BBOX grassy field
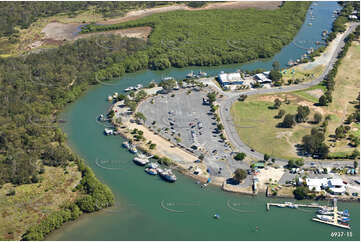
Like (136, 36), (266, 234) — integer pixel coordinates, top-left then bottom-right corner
(230, 42), (360, 160)
(230, 94), (320, 160)
(0, 163), (81, 240)
(325, 41), (360, 154)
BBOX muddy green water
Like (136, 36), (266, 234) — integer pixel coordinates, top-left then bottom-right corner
(49, 2), (359, 241)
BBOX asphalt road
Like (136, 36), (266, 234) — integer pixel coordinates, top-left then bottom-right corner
(216, 23), (359, 167)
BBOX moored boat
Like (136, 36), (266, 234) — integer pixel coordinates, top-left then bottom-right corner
(159, 169), (177, 182)
(133, 156), (149, 166)
(147, 162), (159, 169)
(122, 141), (130, 149)
(129, 145), (138, 154)
(145, 167), (158, 175)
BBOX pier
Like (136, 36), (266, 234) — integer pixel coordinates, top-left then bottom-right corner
(266, 202), (328, 211)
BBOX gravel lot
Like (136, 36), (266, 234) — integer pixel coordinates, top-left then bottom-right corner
(138, 87), (249, 177)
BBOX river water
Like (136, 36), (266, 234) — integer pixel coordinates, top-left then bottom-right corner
(49, 2), (359, 241)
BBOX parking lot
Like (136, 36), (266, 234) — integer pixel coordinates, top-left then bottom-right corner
(137, 87), (249, 178)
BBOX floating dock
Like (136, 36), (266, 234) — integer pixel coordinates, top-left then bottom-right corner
(266, 202), (328, 211)
(312, 218), (351, 230)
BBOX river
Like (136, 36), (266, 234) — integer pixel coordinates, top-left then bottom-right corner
(48, 2), (359, 241)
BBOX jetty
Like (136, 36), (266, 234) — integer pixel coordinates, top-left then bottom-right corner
(266, 202), (327, 211)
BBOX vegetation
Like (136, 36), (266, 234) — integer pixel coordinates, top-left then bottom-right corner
(319, 27), (359, 106)
(22, 158), (113, 240)
(234, 152), (246, 161)
(280, 114), (296, 128)
(293, 186), (311, 200)
(233, 168), (247, 183)
(82, 2), (310, 72)
(302, 128), (329, 159)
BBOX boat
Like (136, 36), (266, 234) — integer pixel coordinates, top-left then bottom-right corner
(136, 84), (143, 89)
(197, 70), (207, 77)
(162, 77), (174, 81)
(104, 128), (113, 135)
(133, 156), (149, 166)
(129, 145), (138, 154)
(285, 202), (298, 208)
(107, 95), (113, 101)
(159, 169), (177, 182)
(145, 167), (158, 175)
(186, 71), (195, 79)
(122, 141), (131, 149)
(147, 162), (159, 169)
(316, 215), (350, 223)
(124, 87), (134, 92)
(317, 208), (349, 216)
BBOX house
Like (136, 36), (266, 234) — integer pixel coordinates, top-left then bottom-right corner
(328, 179), (346, 195)
(254, 71), (272, 84)
(305, 178), (328, 192)
(217, 72), (243, 86)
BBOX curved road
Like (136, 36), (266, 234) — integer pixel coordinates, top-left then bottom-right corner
(215, 23), (358, 166)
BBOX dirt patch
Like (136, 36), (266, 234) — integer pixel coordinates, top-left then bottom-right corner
(305, 89), (324, 99)
(41, 22), (80, 41)
(256, 94), (297, 103)
(75, 26), (152, 41)
(298, 100), (326, 115)
(256, 167), (285, 191)
(99, 1), (281, 25)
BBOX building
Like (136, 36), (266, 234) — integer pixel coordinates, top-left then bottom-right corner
(305, 178), (328, 192)
(217, 72), (243, 86)
(305, 178), (346, 194)
(255, 71), (272, 84)
(328, 179), (346, 195)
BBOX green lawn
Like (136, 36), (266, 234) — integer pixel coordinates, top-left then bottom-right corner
(231, 98), (310, 160)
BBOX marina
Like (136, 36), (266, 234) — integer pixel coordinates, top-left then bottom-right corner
(53, 2), (359, 240)
(267, 199), (352, 230)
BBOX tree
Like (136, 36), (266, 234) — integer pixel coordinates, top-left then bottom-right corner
(272, 61), (280, 71)
(233, 168), (247, 183)
(273, 98), (282, 109)
(135, 112), (146, 122)
(207, 92), (217, 104)
(335, 125), (347, 139)
(264, 153), (270, 161)
(313, 112), (322, 124)
(293, 186), (309, 200)
(354, 160), (358, 169)
(295, 105), (310, 123)
(350, 149), (360, 159)
(319, 95), (328, 106)
(234, 152), (246, 161)
(275, 109), (285, 119)
(280, 114), (295, 128)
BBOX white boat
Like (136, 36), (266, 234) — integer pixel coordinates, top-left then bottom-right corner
(133, 157), (149, 166)
(129, 145), (138, 154)
(124, 87), (134, 92)
(316, 215), (350, 223)
(145, 167), (158, 175)
(318, 209), (349, 216)
(162, 77), (174, 81)
(104, 128), (114, 135)
(197, 70), (207, 77)
(147, 162), (159, 169)
(186, 71), (195, 78)
(136, 84), (143, 89)
(159, 169), (177, 182)
(122, 141), (130, 149)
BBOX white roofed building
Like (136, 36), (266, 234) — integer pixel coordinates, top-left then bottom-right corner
(217, 72), (243, 86)
(306, 178), (328, 192)
(328, 179), (346, 195)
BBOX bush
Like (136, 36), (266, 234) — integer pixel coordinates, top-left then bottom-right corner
(234, 152), (246, 161)
(293, 186), (310, 200)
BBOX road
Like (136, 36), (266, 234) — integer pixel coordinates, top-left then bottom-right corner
(204, 23), (359, 168)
